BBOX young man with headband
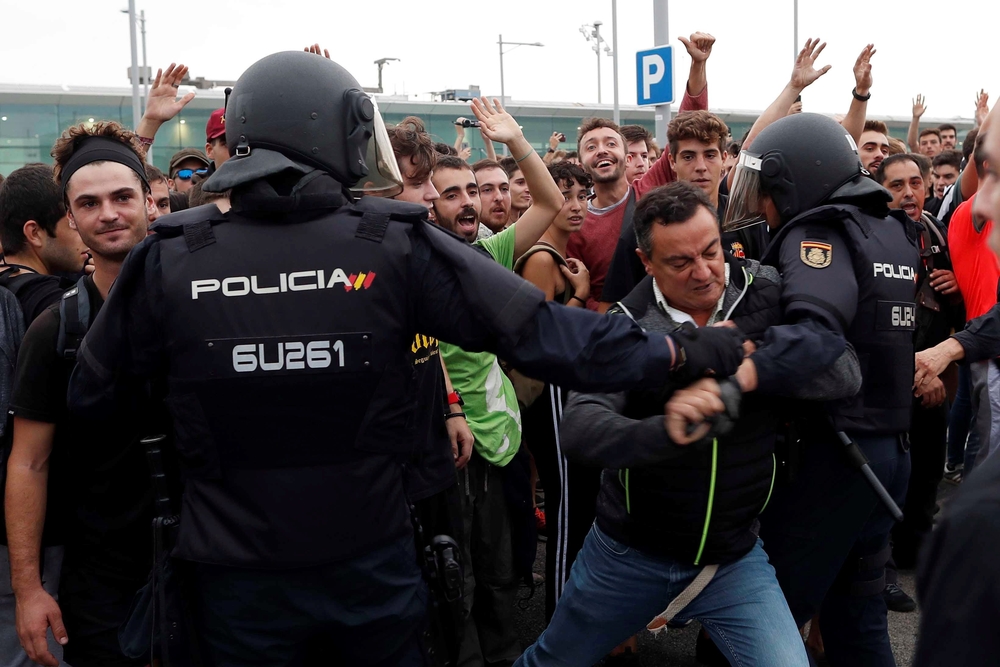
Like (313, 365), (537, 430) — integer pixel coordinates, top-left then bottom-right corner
(6, 121), (154, 667)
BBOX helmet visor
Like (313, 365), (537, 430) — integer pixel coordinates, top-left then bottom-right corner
(350, 96), (403, 198)
(722, 152), (766, 232)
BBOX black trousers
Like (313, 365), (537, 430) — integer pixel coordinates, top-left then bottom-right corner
(523, 385), (602, 622)
(760, 433), (910, 667)
(192, 534), (427, 667)
(892, 399), (948, 568)
(59, 561), (147, 667)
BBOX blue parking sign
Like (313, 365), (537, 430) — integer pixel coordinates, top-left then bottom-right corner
(636, 45), (674, 106)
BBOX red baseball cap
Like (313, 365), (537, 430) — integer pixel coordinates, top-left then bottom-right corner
(206, 108), (226, 142)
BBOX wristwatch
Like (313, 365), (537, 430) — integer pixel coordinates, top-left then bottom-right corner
(446, 390), (464, 407)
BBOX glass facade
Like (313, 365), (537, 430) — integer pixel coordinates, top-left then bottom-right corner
(0, 87), (970, 178)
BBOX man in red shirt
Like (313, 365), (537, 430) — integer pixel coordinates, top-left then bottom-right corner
(567, 32), (715, 312)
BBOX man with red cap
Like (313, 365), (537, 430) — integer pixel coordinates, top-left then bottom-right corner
(205, 108), (229, 172)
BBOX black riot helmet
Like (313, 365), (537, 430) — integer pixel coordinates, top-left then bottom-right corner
(221, 51), (402, 196)
(724, 113), (866, 231)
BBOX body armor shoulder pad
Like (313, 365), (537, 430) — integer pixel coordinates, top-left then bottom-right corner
(150, 204), (229, 252)
(345, 196), (429, 243)
(347, 196), (429, 224)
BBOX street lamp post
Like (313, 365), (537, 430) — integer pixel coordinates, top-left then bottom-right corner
(126, 1), (141, 131)
(580, 21), (613, 104)
(497, 34), (544, 105)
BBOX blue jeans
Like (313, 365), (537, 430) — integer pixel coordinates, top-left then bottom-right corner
(515, 525), (807, 667)
(947, 363), (978, 469)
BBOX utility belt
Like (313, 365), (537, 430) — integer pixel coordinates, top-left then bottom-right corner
(119, 435), (204, 667)
(408, 496), (464, 667)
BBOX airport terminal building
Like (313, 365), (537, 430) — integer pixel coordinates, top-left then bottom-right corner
(0, 83), (974, 177)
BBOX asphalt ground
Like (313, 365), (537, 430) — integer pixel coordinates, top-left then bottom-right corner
(512, 480), (961, 666)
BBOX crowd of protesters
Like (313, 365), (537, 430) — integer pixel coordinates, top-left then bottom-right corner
(0, 30), (997, 667)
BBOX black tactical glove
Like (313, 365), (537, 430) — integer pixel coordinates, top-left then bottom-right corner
(669, 323), (745, 384)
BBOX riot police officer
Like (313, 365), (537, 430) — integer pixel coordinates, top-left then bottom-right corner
(66, 51), (744, 667)
(723, 113), (918, 666)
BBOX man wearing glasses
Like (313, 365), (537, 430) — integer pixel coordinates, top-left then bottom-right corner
(167, 148), (210, 194)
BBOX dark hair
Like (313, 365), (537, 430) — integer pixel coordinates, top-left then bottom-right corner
(169, 190), (190, 212)
(938, 123), (957, 134)
(932, 150), (962, 171)
(188, 181), (228, 207)
(0, 163), (66, 256)
(434, 155), (473, 173)
(577, 117), (624, 151)
(974, 131), (989, 179)
(875, 153), (921, 185)
(471, 159), (504, 175)
(387, 116), (437, 182)
(498, 156), (520, 177)
(633, 181), (716, 256)
(918, 128), (942, 142)
(547, 162), (592, 192)
(863, 119), (889, 135)
(144, 163), (167, 185)
(667, 111), (729, 157)
(911, 152), (932, 180)
(620, 124), (653, 150)
(50, 120), (148, 199)
(434, 142), (458, 157)
(727, 141), (741, 155)
(962, 127), (979, 163)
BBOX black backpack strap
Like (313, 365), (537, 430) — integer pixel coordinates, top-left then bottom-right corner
(56, 277), (91, 361)
(622, 187), (638, 225)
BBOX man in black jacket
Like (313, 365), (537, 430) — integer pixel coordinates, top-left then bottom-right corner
(514, 182), (859, 667)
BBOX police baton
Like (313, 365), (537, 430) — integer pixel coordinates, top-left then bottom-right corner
(141, 434), (172, 520)
(833, 429), (905, 523)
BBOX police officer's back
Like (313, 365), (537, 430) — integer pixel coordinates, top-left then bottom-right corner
(67, 52), (745, 667)
(724, 113), (919, 666)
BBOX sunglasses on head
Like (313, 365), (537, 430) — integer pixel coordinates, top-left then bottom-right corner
(175, 168), (209, 180)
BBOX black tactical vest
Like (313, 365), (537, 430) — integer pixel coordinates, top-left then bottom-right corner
(772, 204), (919, 436)
(153, 193), (433, 567)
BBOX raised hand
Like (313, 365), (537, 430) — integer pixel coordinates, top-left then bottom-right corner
(143, 64), (195, 124)
(679, 32), (716, 63)
(304, 43), (331, 59)
(976, 89), (990, 127)
(853, 44), (875, 95)
(912, 94), (927, 119)
(470, 97), (523, 145)
(791, 38), (832, 90)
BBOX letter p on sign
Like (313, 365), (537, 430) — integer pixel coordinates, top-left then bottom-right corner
(636, 45), (674, 106)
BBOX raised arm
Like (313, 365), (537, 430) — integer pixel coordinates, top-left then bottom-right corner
(470, 97), (562, 259)
(842, 44), (875, 144)
(908, 95), (927, 152)
(481, 126), (498, 162)
(728, 38), (831, 189)
(678, 32), (715, 98)
(134, 63), (196, 151)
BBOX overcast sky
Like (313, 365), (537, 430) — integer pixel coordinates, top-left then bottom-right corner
(4, 0), (997, 121)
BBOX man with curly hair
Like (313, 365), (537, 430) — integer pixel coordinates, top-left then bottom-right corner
(5, 120), (153, 667)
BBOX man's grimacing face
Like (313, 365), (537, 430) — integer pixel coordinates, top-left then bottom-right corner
(431, 166), (481, 243)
